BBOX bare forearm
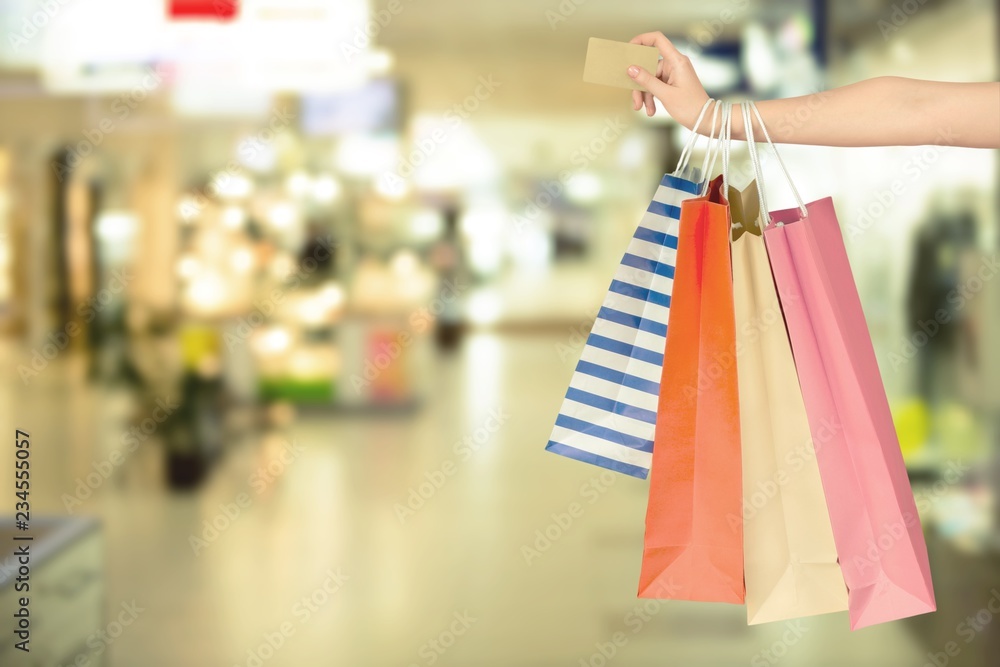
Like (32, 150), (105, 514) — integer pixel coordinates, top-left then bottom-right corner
(712, 78), (1000, 148)
(625, 32), (1000, 150)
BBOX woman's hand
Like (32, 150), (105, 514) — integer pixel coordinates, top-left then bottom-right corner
(624, 31), (1000, 148)
(627, 32), (710, 130)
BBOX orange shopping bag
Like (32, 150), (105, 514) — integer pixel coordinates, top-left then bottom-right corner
(638, 156), (744, 604)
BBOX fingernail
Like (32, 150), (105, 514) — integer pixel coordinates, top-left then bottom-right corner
(627, 66), (639, 77)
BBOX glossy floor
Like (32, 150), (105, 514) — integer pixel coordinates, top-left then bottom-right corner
(5, 333), (925, 666)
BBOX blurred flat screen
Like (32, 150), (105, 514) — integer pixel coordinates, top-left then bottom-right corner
(301, 80), (400, 136)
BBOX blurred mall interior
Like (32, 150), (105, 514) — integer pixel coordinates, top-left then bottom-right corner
(0, 0), (998, 665)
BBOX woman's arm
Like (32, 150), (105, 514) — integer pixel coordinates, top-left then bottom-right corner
(626, 31), (1000, 149)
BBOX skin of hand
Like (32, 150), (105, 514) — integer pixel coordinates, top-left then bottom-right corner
(625, 31), (1000, 149)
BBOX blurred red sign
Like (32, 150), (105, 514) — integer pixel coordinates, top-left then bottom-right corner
(169, 1), (239, 20)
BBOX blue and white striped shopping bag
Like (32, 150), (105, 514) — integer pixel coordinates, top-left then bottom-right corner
(545, 172), (703, 478)
(545, 99), (721, 478)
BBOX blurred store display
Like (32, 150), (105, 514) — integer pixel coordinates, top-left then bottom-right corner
(0, 0), (996, 663)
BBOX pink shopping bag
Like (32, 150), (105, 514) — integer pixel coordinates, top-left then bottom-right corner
(744, 101), (935, 629)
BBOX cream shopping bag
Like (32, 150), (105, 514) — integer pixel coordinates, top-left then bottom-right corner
(730, 102), (848, 624)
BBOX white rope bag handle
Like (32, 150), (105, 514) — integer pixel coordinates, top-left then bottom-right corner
(744, 100), (808, 226)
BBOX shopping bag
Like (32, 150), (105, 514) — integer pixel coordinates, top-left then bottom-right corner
(546, 100), (719, 478)
(733, 103), (847, 624)
(638, 102), (744, 603)
(746, 101), (935, 629)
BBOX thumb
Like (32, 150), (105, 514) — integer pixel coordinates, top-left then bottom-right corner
(627, 65), (668, 97)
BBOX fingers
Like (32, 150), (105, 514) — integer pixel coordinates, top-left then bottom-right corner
(627, 65), (669, 100)
(632, 89), (643, 111)
(645, 59), (664, 116)
(629, 31), (684, 64)
(627, 32), (709, 127)
(628, 32), (687, 117)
